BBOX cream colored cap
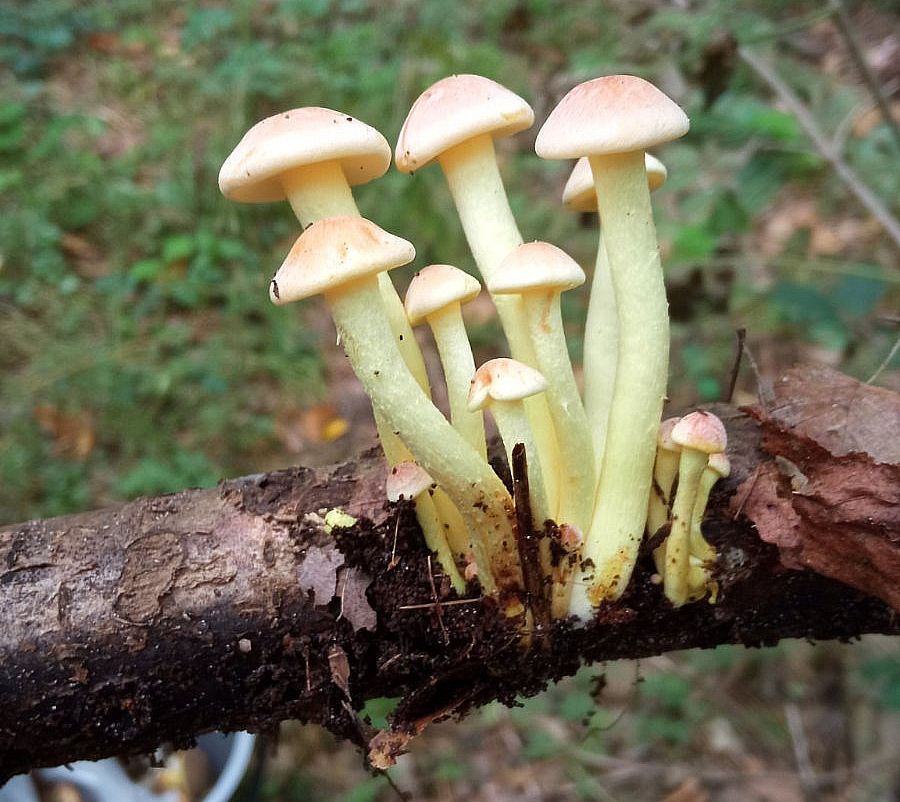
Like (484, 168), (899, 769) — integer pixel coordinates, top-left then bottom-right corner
(490, 241), (585, 296)
(219, 108), (391, 203)
(657, 417), (682, 452)
(395, 74), (534, 173)
(270, 216), (414, 305)
(386, 461), (435, 502)
(671, 411), (727, 454)
(707, 451), (731, 478)
(405, 264), (481, 325)
(468, 358), (547, 410)
(562, 153), (668, 212)
(536, 75), (689, 160)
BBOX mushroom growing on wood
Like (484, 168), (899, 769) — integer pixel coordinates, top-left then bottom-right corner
(664, 411), (727, 607)
(405, 265), (487, 460)
(218, 107), (429, 394)
(562, 153), (668, 477)
(489, 241), (595, 535)
(396, 74), (560, 513)
(386, 462), (466, 593)
(468, 358), (553, 529)
(270, 216), (523, 609)
(536, 75), (689, 617)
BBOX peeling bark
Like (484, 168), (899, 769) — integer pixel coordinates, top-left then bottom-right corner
(0, 367), (898, 780)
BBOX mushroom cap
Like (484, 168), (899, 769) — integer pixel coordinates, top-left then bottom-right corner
(467, 358), (547, 410)
(386, 461), (434, 502)
(562, 153), (668, 212)
(219, 108), (392, 203)
(404, 264), (482, 325)
(535, 75), (689, 160)
(707, 451), (731, 478)
(657, 416), (682, 452)
(490, 241), (585, 295)
(269, 216), (414, 305)
(671, 411), (727, 454)
(395, 74), (534, 173)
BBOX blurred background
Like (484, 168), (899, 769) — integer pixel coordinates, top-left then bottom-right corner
(1, 0), (898, 800)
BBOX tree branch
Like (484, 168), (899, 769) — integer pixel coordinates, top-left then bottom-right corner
(1, 366), (898, 780)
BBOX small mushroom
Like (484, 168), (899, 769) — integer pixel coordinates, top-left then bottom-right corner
(689, 451), (731, 564)
(270, 216), (523, 607)
(396, 74), (560, 513)
(664, 411), (727, 607)
(562, 155), (668, 476)
(386, 462), (465, 593)
(490, 241), (595, 534)
(468, 358), (552, 529)
(405, 265), (487, 460)
(537, 75), (689, 617)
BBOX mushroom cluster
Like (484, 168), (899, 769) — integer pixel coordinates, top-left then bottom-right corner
(219, 74), (731, 626)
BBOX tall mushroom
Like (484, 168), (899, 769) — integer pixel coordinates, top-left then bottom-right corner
(536, 76), (689, 617)
(270, 216), (523, 609)
(218, 107), (428, 393)
(405, 265), (487, 460)
(489, 242), (595, 534)
(395, 74), (560, 512)
(562, 154), (667, 477)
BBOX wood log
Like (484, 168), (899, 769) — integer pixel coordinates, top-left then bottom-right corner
(1, 366), (897, 779)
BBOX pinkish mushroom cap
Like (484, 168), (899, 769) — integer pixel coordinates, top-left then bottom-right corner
(671, 411), (727, 455)
(490, 241), (585, 295)
(404, 264), (481, 325)
(467, 358), (547, 411)
(386, 461), (435, 502)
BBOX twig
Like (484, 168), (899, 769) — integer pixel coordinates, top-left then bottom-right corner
(426, 554), (449, 645)
(828, 0), (900, 153)
(785, 702), (818, 797)
(739, 46), (900, 253)
(725, 327), (747, 403)
(866, 335), (900, 384)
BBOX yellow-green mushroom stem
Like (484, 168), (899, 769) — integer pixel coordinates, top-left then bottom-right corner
(562, 155), (668, 480)
(386, 462), (466, 594)
(270, 218), (524, 613)
(689, 452), (730, 563)
(648, 417), (681, 575)
(663, 411), (727, 607)
(491, 241), (595, 535)
(468, 359), (553, 530)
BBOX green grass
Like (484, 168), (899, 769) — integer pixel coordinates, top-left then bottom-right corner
(1, 0), (897, 526)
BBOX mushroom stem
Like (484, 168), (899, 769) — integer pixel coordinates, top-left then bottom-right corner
(688, 466), (720, 563)
(439, 134), (560, 513)
(428, 311), (487, 460)
(327, 279), (522, 604)
(582, 235), (615, 478)
(665, 450), (708, 607)
(570, 150), (669, 616)
(412, 492), (468, 594)
(281, 163), (430, 395)
(521, 291), (595, 534)
(489, 400), (552, 528)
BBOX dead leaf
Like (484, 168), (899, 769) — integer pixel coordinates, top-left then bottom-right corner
(337, 567), (377, 632)
(297, 545), (344, 606)
(33, 404), (95, 460)
(660, 777), (709, 802)
(275, 404), (349, 452)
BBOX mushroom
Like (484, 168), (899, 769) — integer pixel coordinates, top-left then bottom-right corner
(664, 411), (727, 607)
(648, 416), (681, 575)
(489, 241), (595, 534)
(562, 154), (667, 477)
(689, 451), (730, 564)
(405, 265), (487, 460)
(270, 216), (523, 607)
(536, 75), (689, 616)
(386, 462), (466, 593)
(218, 107), (429, 393)
(468, 358), (552, 529)
(396, 74), (560, 512)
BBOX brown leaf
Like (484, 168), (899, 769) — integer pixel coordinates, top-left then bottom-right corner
(328, 644), (352, 701)
(337, 567), (377, 632)
(736, 366), (900, 610)
(296, 545), (344, 606)
(33, 404), (95, 460)
(660, 777), (709, 802)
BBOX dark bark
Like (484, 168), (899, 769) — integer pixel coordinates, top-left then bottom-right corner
(1, 366), (898, 780)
